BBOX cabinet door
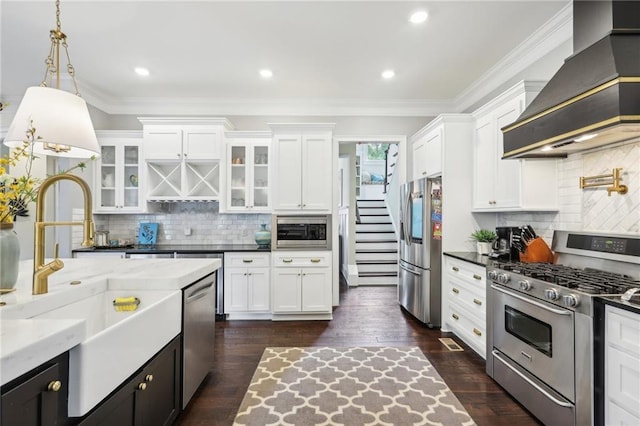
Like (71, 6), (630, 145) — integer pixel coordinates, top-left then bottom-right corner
(228, 144), (249, 210)
(96, 144), (118, 211)
(424, 129), (442, 177)
(301, 134), (332, 211)
(183, 128), (220, 160)
(301, 268), (331, 312)
(473, 117), (496, 209)
(144, 128), (182, 160)
(224, 268), (249, 312)
(77, 374), (142, 426)
(1, 356), (68, 426)
(138, 337), (180, 426)
(251, 144), (270, 210)
(493, 97), (523, 209)
(247, 268), (270, 312)
(273, 135), (303, 210)
(272, 268), (302, 312)
(121, 143), (142, 210)
(411, 138), (427, 181)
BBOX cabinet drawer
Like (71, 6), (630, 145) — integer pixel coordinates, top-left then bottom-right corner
(606, 306), (640, 355)
(224, 252), (270, 268)
(446, 304), (486, 358)
(272, 252), (330, 267)
(445, 257), (486, 286)
(447, 277), (486, 317)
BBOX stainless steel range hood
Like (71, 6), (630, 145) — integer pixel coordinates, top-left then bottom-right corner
(502, 0), (640, 159)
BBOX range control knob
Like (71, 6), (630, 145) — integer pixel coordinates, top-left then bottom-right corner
(497, 273), (510, 284)
(544, 288), (560, 301)
(519, 280), (532, 291)
(563, 294), (579, 308)
(488, 270), (499, 280)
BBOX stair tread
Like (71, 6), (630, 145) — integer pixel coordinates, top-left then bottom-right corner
(358, 272), (398, 277)
(356, 240), (397, 243)
(356, 259), (398, 264)
(356, 248), (398, 253)
(355, 230), (394, 233)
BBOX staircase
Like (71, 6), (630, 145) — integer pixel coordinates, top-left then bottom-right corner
(355, 199), (398, 285)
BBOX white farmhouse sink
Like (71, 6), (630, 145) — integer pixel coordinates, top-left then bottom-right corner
(34, 289), (182, 416)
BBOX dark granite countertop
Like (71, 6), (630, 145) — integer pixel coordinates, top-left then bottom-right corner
(73, 244), (271, 254)
(596, 295), (640, 315)
(443, 251), (491, 267)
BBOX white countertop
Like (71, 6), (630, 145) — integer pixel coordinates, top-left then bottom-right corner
(0, 257), (221, 386)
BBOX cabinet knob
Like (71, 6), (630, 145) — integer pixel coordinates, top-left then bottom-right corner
(48, 380), (62, 392)
(248, 273), (252, 276)
(452, 288), (460, 294)
(297, 204), (301, 207)
(452, 313), (459, 320)
(473, 328), (482, 336)
(473, 298), (482, 306)
(452, 266), (459, 272)
(138, 383), (147, 391)
(422, 172), (427, 175)
(184, 153), (187, 157)
(145, 374), (154, 382)
(473, 274), (482, 280)
(177, 153), (181, 157)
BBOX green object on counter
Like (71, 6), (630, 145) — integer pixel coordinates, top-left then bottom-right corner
(254, 224), (271, 248)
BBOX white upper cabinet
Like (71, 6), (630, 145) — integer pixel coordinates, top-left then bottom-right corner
(93, 131), (145, 213)
(411, 126), (443, 181)
(472, 81), (559, 212)
(139, 117), (233, 201)
(270, 124), (334, 212)
(223, 131), (272, 213)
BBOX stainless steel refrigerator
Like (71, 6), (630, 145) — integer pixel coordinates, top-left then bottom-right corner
(398, 177), (442, 327)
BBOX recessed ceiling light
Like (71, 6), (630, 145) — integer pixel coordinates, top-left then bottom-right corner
(409, 10), (428, 24)
(540, 146), (553, 152)
(259, 69), (273, 79)
(382, 70), (395, 79)
(134, 67), (150, 77)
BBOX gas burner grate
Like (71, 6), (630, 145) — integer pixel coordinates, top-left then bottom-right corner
(492, 261), (640, 295)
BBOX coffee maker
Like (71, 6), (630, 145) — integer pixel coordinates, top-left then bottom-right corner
(488, 226), (520, 261)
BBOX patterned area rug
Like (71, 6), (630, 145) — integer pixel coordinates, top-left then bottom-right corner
(233, 347), (476, 426)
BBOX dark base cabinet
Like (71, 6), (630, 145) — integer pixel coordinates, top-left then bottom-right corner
(77, 335), (181, 426)
(1, 352), (70, 426)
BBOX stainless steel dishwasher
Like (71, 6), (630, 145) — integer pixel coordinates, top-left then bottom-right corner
(182, 271), (216, 409)
(175, 252), (224, 319)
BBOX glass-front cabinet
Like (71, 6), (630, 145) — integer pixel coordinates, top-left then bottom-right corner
(225, 132), (271, 213)
(94, 135), (144, 213)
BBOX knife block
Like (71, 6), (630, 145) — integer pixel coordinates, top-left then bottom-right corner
(519, 237), (554, 263)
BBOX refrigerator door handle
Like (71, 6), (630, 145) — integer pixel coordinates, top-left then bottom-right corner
(403, 192), (412, 244)
(399, 262), (422, 276)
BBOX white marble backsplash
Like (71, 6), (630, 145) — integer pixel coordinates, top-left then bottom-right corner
(74, 203), (271, 247)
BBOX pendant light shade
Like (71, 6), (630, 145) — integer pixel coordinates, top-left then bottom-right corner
(4, 87), (100, 158)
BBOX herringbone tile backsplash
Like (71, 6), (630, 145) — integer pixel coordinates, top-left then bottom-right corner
(500, 139), (640, 241)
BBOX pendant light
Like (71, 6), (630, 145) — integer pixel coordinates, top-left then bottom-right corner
(3, 0), (100, 159)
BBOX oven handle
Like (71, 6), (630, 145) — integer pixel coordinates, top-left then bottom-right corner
(490, 285), (572, 316)
(492, 350), (573, 408)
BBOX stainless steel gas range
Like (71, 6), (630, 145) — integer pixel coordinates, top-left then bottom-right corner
(486, 230), (640, 426)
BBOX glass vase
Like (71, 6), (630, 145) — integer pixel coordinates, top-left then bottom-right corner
(0, 223), (20, 289)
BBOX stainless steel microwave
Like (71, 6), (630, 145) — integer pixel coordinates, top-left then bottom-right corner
(272, 215), (331, 250)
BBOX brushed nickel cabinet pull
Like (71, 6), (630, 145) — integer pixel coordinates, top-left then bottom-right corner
(473, 298), (482, 306)
(452, 266), (459, 272)
(282, 258), (293, 263)
(452, 288), (460, 294)
(473, 274), (482, 280)
(310, 258), (321, 263)
(473, 328), (482, 336)
(243, 259), (253, 263)
(452, 313), (459, 320)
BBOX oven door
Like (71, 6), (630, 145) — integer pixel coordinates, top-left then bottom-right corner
(491, 284), (575, 402)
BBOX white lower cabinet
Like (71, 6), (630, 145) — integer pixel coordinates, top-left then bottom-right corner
(271, 251), (332, 318)
(442, 255), (486, 358)
(224, 252), (270, 319)
(605, 305), (640, 424)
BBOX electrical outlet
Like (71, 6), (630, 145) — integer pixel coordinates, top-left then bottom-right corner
(184, 227), (192, 236)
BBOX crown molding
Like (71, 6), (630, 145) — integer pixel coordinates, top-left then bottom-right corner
(454, 3), (572, 113)
(6, 4), (572, 119)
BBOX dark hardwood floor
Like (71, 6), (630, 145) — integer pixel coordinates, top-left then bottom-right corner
(176, 283), (541, 426)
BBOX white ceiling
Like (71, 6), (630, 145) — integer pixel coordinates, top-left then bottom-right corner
(1, 1), (570, 117)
